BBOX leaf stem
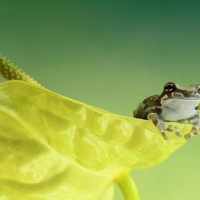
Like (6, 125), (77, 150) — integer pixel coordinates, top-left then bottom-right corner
(115, 170), (140, 200)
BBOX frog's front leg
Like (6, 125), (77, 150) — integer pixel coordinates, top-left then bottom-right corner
(179, 112), (200, 140)
(147, 112), (182, 140)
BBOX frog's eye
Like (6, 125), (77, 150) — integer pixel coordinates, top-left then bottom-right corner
(194, 84), (200, 94)
(164, 82), (175, 93)
(197, 87), (200, 94)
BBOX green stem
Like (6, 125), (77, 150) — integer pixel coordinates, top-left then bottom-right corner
(115, 171), (140, 200)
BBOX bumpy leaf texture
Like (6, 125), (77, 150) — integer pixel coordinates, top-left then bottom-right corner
(0, 81), (191, 200)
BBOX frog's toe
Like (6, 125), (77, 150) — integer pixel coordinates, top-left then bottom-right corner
(166, 125), (182, 137)
(173, 126), (179, 131)
(161, 132), (169, 140)
(166, 126), (173, 132)
(184, 133), (192, 140)
(176, 132), (183, 137)
(166, 125), (179, 132)
(163, 135), (169, 140)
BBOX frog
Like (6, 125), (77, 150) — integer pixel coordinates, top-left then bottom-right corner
(133, 82), (200, 140)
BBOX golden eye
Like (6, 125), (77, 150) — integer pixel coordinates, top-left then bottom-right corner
(164, 82), (175, 93)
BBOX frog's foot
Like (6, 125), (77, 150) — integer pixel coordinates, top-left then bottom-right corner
(157, 122), (182, 140)
(185, 133), (192, 140)
(167, 125), (183, 137)
(184, 126), (199, 140)
(147, 113), (182, 140)
(179, 115), (200, 140)
(154, 118), (170, 140)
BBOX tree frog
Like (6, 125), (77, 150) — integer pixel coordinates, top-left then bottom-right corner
(133, 82), (200, 140)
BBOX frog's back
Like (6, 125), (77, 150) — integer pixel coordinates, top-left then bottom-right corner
(133, 95), (160, 119)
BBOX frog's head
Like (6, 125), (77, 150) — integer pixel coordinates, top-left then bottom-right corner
(162, 82), (200, 100)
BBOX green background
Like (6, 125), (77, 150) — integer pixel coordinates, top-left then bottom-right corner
(1, 1), (200, 199)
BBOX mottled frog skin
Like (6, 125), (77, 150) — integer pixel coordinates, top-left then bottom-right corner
(133, 82), (200, 140)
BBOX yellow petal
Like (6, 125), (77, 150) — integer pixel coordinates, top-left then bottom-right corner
(0, 81), (191, 199)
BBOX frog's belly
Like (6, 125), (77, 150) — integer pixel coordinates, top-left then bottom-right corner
(160, 99), (199, 121)
(160, 108), (197, 121)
